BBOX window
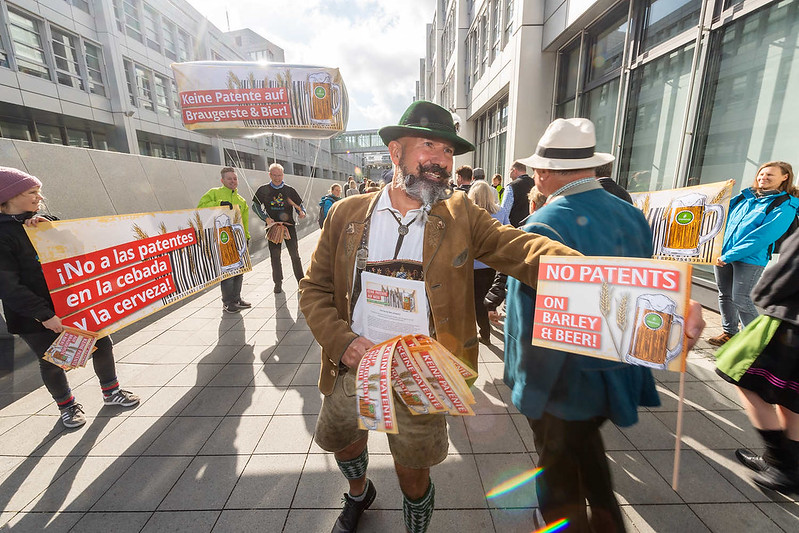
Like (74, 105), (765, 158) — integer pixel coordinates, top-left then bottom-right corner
(555, 43), (580, 118)
(154, 75), (170, 115)
(177, 31), (192, 62)
(584, 78), (621, 154)
(51, 28), (84, 90)
(503, 0), (513, 47)
(8, 10), (50, 79)
(0, 119), (32, 140)
(120, 0), (143, 42)
(690, 0), (799, 190)
(67, 128), (90, 148)
(37, 124), (63, 144)
(170, 79), (180, 117)
(587, 11), (627, 84)
(124, 61), (137, 106)
(475, 98), (509, 175)
(640, 0), (702, 53)
(162, 19), (177, 60)
(481, 14), (489, 73)
(84, 42), (106, 96)
(619, 44), (695, 192)
(67, 0), (91, 14)
(0, 39), (8, 68)
(135, 65), (154, 111)
(491, 0), (500, 60)
(142, 5), (160, 51)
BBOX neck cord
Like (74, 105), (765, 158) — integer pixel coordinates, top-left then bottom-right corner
(548, 177), (597, 201)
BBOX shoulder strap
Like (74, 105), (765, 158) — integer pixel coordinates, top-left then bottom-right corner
(765, 194), (791, 215)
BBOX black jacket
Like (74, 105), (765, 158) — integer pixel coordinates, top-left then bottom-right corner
(507, 174), (535, 227)
(0, 212), (57, 334)
(751, 229), (799, 326)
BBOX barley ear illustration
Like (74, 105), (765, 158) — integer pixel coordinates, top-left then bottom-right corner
(159, 222), (168, 235)
(599, 282), (612, 318)
(616, 292), (629, 331)
(710, 182), (731, 206)
(132, 223), (149, 240)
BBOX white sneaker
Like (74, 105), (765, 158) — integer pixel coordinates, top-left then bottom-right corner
(60, 403), (86, 428)
(103, 389), (140, 407)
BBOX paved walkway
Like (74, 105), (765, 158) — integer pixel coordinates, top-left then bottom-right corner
(0, 230), (797, 532)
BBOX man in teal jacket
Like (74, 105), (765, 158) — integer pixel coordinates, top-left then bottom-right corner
(198, 167), (251, 313)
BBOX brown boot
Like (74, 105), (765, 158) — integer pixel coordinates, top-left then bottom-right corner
(707, 332), (733, 347)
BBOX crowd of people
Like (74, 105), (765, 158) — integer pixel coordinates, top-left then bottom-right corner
(1, 99), (798, 533)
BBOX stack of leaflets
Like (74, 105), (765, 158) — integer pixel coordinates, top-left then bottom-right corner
(42, 327), (99, 370)
(265, 222), (291, 244)
(356, 334), (477, 434)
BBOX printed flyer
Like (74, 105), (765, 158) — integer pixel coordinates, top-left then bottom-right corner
(630, 180), (734, 264)
(356, 335), (477, 433)
(532, 256), (692, 372)
(25, 206), (251, 336)
(42, 327), (99, 370)
(172, 62), (349, 139)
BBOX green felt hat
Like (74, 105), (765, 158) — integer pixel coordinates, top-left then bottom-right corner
(379, 101), (475, 155)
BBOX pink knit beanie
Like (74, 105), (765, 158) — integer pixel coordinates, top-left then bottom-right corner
(0, 167), (42, 204)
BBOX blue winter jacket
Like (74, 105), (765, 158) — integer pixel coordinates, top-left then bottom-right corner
(720, 188), (799, 266)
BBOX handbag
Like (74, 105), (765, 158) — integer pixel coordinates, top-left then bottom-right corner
(715, 315), (782, 381)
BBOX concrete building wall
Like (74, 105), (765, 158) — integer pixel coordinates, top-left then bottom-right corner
(0, 138), (335, 258)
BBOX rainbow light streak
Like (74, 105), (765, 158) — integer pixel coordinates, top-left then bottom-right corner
(533, 518), (570, 533)
(485, 468), (543, 499)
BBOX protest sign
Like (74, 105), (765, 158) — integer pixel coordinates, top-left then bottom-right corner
(532, 256), (692, 372)
(25, 207), (251, 336)
(630, 180), (734, 264)
(171, 62), (348, 139)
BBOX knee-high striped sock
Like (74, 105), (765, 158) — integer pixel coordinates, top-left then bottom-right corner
(403, 480), (435, 533)
(336, 447), (369, 481)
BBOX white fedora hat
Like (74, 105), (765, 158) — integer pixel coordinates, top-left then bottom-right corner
(518, 118), (614, 170)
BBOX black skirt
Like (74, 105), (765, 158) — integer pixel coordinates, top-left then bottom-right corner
(718, 320), (799, 413)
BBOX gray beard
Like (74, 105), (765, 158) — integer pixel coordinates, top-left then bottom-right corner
(398, 166), (453, 207)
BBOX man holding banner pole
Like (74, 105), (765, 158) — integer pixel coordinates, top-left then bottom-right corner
(198, 167), (251, 313)
(503, 118), (706, 532)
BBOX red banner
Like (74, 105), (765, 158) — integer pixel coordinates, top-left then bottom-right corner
(179, 87), (289, 108)
(182, 104), (292, 124)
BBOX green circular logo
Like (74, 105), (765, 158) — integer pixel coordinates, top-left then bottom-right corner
(675, 210), (694, 225)
(220, 230), (229, 244)
(314, 86), (327, 99)
(644, 312), (664, 330)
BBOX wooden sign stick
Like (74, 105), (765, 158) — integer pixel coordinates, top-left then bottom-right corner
(671, 369), (687, 491)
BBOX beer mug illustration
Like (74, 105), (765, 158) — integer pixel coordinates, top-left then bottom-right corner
(308, 71), (341, 125)
(214, 214), (247, 272)
(625, 294), (684, 369)
(660, 193), (724, 257)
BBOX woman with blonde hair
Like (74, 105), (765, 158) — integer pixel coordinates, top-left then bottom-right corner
(468, 180), (509, 343)
(710, 161), (799, 347)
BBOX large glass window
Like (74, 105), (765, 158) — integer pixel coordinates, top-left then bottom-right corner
(587, 11), (627, 83)
(584, 78), (620, 154)
(690, 0), (799, 190)
(640, 0), (702, 53)
(503, 0), (513, 47)
(8, 10), (50, 79)
(154, 74), (170, 115)
(481, 14), (488, 73)
(37, 124), (63, 144)
(555, 43), (580, 118)
(134, 64), (154, 111)
(84, 42), (106, 96)
(619, 44), (694, 192)
(491, 0), (500, 60)
(51, 28), (84, 90)
(162, 19), (177, 61)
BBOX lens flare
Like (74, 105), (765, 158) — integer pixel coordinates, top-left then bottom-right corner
(485, 467), (543, 499)
(533, 518), (570, 533)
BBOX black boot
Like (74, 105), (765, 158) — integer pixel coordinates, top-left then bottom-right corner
(736, 429), (785, 473)
(752, 433), (799, 493)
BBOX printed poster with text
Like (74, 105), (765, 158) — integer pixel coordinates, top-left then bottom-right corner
(25, 206), (251, 337)
(532, 257), (692, 372)
(630, 180), (734, 264)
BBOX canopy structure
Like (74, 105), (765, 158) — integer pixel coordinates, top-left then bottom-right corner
(172, 62), (349, 139)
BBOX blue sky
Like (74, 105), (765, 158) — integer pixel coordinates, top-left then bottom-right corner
(187, 0), (434, 131)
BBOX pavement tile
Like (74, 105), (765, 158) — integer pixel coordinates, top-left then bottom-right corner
(619, 412), (675, 451)
(253, 362), (300, 386)
(228, 344), (267, 363)
(0, 511), (82, 532)
(471, 383), (509, 415)
(691, 503), (784, 532)
(113, 362), (185, 387)
(92, 456), (192, 511)
(178, 386), (245, 417)
(0, 415), (65, 456)
(291, 363), (320, 386)
(489, 508), (546, 533)
(228, 386), (285, 416)
(622, 504), (709, 532)
(144, 416), (222, 456)
(87, 416), (174, 457)
(283, 509), (341, 533)
(274, 386), (323, 415)
(225, 454), (305, 508)
(695, 446), (781, 503)
(608, 451), (682, 505)
(660, 380), (742, 411)
(266, 344), (309, 364)
(130, 386), (202, 418)
(0, 387), (55, 417)
(200, 415), (271, 455)
(212, 509), (289, 532)
(195, 343), (243, 364)
(71, 511), (152, 532)
(22, 455), (136, 512)
(653, 410), (745, 450)
(464, 414), (526, 454)
(165, 364), (225, 386)
(433, 454), (489, 509)
(206, 364), (262, 387)
(31, 415), (125, 457)
(700, 408), (763, 449)
(122, 344), (207, 363)
(510, 413), (536, 453)
(446, 416), (473, 454)
(600, 421), (636, 451)
(0, 456), (81, 512)
(254, 414), (316, 454)
(475, 453), (538, 509)
(645, 450), (747, 503)
(141, 510), (220, 532)
(159, 455), (248, 510)
(755, 502), (799, 531)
